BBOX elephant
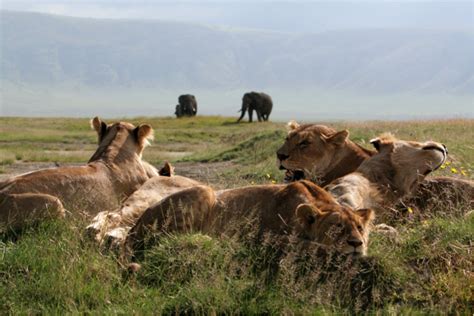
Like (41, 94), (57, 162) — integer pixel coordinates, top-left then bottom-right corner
(237, 92), (273, 122)
(175, 94), (198, 118)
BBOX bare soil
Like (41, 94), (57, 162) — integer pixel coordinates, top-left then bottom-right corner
(0, 161), (234, 185)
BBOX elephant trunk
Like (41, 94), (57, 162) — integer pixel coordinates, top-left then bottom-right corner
(237, 107), (247, 122)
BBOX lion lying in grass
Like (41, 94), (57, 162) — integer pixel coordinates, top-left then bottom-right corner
(125, 180), (375, 262)
(277, 122), (374, 185)
(277, 121), (472, 213)
(325, 134), (447, 218)
(86, 162), (202, 246)
(0, 117), (156, 232)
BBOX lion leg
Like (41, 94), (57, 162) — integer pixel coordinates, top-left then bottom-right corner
(124, 185), (216, 259)
(0, 193), (65, 232)
(86, 176), (169, 245)
(101, 188), (169, 249)
(85, 210), (122, 242)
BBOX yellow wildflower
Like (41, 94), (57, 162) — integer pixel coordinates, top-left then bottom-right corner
(407, 207), (413, 214)
(266, 173), (271, 179)
(450, 167), (458, 174)
(271, 180), (276, 184)
(461, 170), (467, 176)
(440, 164), (446, 169)
(445, 161), (451, 166)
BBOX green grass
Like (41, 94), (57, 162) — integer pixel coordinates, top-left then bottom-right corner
(0, 116), (473, 313)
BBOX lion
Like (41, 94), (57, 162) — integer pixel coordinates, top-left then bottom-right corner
(124, 180), (375, 261)
(277, 121), (374, 185)
(0, 117), (155, 232)
(325, 134), (448, 217)
(277, 121), (473, 211)
(86, 161), (203, 246)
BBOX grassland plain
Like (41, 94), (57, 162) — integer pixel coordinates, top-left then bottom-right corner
(0, 116), (473, 314)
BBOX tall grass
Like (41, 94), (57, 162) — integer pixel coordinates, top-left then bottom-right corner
(1, 116), (473, 313)
(2, 213), (471, 313)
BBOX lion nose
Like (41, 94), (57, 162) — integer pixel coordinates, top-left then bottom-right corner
(347, 239), (363, 247)
(277, 153), (289, 161)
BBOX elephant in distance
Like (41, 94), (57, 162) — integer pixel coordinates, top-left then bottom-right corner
(237, 92), (273, 123)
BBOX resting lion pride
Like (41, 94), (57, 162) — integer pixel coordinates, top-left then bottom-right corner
(125, 180), (375, 262)
(0, 117), (157, 232)
(123, 132), (447, 261)
(277, 121), (473, 213)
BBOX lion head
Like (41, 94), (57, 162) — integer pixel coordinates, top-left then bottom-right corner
(295, 203), (374, 256)
(276, 121), (373, 185)
(360, 133), (448, 199)
(88, 117), (154, 163)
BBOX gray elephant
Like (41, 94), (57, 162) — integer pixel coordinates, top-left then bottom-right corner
(237, 92), (273, 122)
(175, 94), (198, 118)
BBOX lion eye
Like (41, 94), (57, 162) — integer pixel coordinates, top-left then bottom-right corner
(299, 140), (310, 148)
(336, 223), (344, 229)
(357, 225), (363, 232)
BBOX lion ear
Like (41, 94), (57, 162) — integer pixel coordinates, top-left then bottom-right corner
(296, 204), (322, 227)
(369, 138), (382, 151)
(158, 161), (174, 177)
(134, 124), (154, 147)
(287, 120), (300, 132)
(355, 208), (375, 225)
(327, 130), (349, 146)
(90, 117), (108, 142)
(370, 133), (396, 151)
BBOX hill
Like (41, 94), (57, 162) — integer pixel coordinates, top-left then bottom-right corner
(2, 11), (474, 93)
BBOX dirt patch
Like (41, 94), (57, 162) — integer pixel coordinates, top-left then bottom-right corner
(0, 162), (82, 181)
(0, 161), (234, 186)
(171, 161), (235, 187)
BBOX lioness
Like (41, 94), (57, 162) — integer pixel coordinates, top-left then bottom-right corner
(325, 134), (447, 216)
(86, 162), (202, 246)
(125, 180), (375, 260)
(277, 122), (374, 185)
(277, 121), (473, 211)
(0, 117), (155, 231)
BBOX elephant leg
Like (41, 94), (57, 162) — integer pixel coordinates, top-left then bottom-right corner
(0, 193), (65, 232)
(175, 105), (182, 118)
(249, 109), (254, 122)
(256, 111), (262, 122)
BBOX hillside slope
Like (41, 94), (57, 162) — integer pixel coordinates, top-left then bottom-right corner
(2, 11), (474, 94)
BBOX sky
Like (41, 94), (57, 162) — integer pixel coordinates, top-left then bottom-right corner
(2, 0), (473, 33)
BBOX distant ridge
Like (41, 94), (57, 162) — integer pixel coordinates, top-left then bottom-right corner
(2, 10), (473, 94)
